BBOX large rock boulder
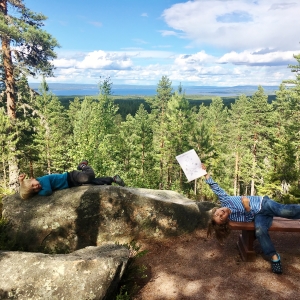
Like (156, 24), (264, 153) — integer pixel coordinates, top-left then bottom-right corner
(2, 185), (214, 253)
(0, 244), (129, 300)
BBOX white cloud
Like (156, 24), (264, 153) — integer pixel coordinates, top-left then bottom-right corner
(54, 50), (133, 70)
(35, 46), (298, 86)
(162, 0), (300, 51)
(28, 0), (300, 87)
(132, 38), (148, 45)
(53, 58), (78, 68)
(159, 30), (179, 37)
(153, 45), (172, 49)
(218, 50), (297, 66)
(88, 21), (102, 27)
(174, 51), (214, 67)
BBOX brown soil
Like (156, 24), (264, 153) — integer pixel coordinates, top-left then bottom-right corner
(131, 229), (300, 300)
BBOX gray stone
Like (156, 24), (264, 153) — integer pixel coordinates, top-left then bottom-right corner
(2, 185), (214, 253)
(0, 244), (129, 300)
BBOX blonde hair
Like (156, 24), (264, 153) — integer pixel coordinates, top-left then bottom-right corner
(207, 207), (231, 243)
(19, 179), (36, 200)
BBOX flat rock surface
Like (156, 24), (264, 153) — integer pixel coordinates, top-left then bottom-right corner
(0, 245), (129, 300)
(133, 228), (300, 300)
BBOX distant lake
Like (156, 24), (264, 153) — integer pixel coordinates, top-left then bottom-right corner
(28, 83), (279, 97)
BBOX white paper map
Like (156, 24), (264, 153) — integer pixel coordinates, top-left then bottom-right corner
(176, 149), (207, 182)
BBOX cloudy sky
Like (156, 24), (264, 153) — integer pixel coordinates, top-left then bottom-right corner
(23, 0), (300, 86)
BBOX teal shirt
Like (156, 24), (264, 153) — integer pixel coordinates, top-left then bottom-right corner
(37, 173), (69, 196)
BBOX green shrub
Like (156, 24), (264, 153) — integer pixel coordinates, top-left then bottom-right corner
(116, 240), (149, 299)
(0, 218), (14, 250)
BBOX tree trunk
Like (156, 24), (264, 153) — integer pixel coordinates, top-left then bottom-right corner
(141, 139), (145, 176)
(251, 141), (257, 196)
(234, 151), (239, 196)
(1, 0), (19, 191)
(159, 138), (164, 189)
(4, 55), (16, 118)
(2, 156), (7, 187)
(8, 153), (19, 190)
(30, 161), (34, 178)
(1, 29), (16, 118)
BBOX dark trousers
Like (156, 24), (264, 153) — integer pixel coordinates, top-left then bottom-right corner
(67, 166), (95, 187)
(91, 177), (114, 185)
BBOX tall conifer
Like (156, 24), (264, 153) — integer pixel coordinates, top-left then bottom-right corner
(0, 0), (59, 189)
(149, 76), (173, 189)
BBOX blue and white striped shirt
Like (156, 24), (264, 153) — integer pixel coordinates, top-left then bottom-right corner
(206, 177), (263, 222)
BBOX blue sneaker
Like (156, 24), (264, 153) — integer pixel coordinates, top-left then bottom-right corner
(113, 175), (125, 187)
(271, 253), (283, 274)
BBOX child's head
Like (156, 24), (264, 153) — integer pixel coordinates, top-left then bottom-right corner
(212, 207), (230, 225)
(207, 207), (231, 243)
(19, 178), (41, 200)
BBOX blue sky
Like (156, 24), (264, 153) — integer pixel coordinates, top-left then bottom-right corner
(22, 0), (300, 86)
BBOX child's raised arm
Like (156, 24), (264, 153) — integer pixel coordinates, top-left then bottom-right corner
(18, 173), (26, 183)
(201, 164), (210, 179)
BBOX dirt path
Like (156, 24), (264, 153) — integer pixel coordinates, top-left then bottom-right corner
(132, 229), (300, 300)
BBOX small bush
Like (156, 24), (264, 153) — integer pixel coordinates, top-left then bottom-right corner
(0, 218), (15, 250)
(116, 240), (149, 299)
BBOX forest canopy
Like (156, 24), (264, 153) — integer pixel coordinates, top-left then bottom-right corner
(1, 1), (300, 203)
(1, 67), (300, 204)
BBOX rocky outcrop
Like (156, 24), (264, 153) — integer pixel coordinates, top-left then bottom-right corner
(2, 185), (214, 253)
(1, 185), (215, 299)
(0, 244), (129, 300)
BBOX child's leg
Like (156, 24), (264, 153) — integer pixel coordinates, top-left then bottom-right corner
(261, 196), (300, 219)
(92, 177), (114, 185)
(254, 213), (276, 257)
(254, 213), (283, 274)
(92, 176), (125, 186)
(68, 166), (95, 186)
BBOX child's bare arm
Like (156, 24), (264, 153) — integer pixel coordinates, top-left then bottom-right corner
(241, 196), (251, 212)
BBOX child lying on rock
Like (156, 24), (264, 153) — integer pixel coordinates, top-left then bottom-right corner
(19, 160), (125, 199)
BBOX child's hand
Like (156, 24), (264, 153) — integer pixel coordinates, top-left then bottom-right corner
(18, 173), (26, 182)
(201, 164), (210, 179)
(241, 196), (251, 212)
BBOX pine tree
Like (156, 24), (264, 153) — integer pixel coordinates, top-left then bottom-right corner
(164, 92), (193, 190)
(247, 86), (274, 195)
(68, 97), (82, 128)
(149, 76), (173, 189)
(69, 97), (96, 165)
(0, 0), (59, 189)
(0, 54), (4, 94)
(115, 105), (156, 188)
(0, 107), (11, 187)
(203, 97), (229, 185)
(285, 52), (300, 87)
(264, 52), (300, 200)
(15, 75), (39, 177)
(70, 77), (119, 175)
(228, 94), (252, 195)
(33, 78), (71, 174)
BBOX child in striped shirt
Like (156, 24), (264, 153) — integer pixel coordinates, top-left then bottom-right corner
(203, 164), (300, 275)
